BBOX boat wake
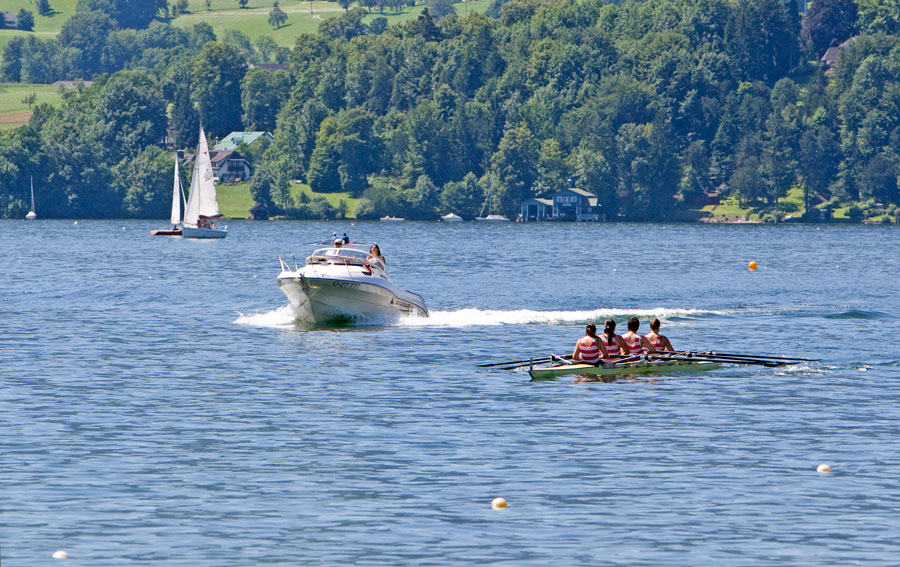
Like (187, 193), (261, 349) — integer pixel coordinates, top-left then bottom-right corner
(235, 305), (721, 329)
(235, 305), (298, 328)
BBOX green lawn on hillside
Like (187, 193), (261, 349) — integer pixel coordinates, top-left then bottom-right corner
(0, 83), (65, 128)
(216, 181), (360, 218)
(172, 0), (490, 46)
(0, 0), (77, 48)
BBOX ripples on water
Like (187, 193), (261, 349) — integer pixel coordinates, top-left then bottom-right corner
(1, 220), (899, 566)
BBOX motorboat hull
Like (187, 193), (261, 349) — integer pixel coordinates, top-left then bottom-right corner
(182, 225), (227, 239)
(277, 275), (428, 324)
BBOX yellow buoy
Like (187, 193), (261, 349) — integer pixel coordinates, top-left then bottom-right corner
(749, 261), (758, 271)
(491, 497), (507, 510)
(52, 550), (69, 559)
(817, 464), (832, 473)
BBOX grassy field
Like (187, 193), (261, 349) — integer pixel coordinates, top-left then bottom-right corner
(1, 0), (491, 49)
(0, 82), (66, 128)
(0, 0), (77, 48)
(216, 181), (361, 218)
(172, 0), (491, 46)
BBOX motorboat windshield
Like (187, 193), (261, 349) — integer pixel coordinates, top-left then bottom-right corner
(309, 247), (386, 273)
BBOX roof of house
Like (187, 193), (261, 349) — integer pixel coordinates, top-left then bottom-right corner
(555, 187), (597, 198)
(2, 11), (18, 26)
(212, 131), (273, 151)
(52, 80), (95, 88)
(520, 197), (554, 206)
(821, 47), (840, 65)
(249, 63), (287, 72)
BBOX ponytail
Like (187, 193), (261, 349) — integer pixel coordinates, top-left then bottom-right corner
(604, 318), (616, 346)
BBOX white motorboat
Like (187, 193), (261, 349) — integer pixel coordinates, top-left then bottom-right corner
(182, 125), (227, 239)
(277, 246), (428, 324)
(440, 212), (463, 222)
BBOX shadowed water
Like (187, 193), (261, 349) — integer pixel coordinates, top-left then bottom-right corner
(1, 220), (898, 566)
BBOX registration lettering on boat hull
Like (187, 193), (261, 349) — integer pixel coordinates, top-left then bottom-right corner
(332, 281), (361, 290)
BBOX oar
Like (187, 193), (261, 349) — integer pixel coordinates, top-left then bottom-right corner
(690, 351), (820, 362)
(674, 352), (806, 365)
(480, 355), (572, 368)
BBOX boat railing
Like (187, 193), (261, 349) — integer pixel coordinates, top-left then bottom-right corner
(308, 248), (386, 273)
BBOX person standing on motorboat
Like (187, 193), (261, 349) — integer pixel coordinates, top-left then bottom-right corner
(573, 323), (608, 365)
(621, 317), (656, 355)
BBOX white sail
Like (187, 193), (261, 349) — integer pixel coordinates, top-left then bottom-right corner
(183, 125), (222, 227)
(170, 157), (182, 225)
(26, 176), (37, 220)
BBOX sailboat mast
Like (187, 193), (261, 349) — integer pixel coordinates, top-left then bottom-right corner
(30, 176), (35, 211)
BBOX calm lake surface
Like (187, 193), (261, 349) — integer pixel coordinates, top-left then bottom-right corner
(1, 220), (899, 566)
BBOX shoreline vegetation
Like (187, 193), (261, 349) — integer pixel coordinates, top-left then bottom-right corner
(1, 0), (899, 224)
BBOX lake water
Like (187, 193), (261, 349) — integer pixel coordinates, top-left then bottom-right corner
(1, 219), (899, 566)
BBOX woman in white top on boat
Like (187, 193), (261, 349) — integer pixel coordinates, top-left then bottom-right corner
(573, 324), (608, 365)
(643, 317), (675, 353)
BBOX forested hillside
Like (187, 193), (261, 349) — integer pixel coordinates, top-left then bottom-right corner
(1, 0), (899, 221)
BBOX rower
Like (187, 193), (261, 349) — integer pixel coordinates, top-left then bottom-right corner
(644, 317), (675, 353)
(341, 233), (351, 244)
(621, 317), (656, 355)
(600, 318), (629, 360)
(572, 323), (608, 365)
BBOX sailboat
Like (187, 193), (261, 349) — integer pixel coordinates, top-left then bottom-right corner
(182, 125), (227, 239)
(476, 177), (509, 222)
(151, 156), (185, 236)
(25, 176), (37, 220)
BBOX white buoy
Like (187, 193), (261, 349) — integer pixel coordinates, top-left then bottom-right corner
(817, 464), (832, 473)
(491, 497), (507, 510)
(73, 221), (78, 225)
(52, 550), (68, 559)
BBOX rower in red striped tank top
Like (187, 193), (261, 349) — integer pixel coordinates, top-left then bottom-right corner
(643, 317), (675, 352)
(599, 318), (630, 361)
(620, 317), (657, 355)
(572, 323), (608, 365)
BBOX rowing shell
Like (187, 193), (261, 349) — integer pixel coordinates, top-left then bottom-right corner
(529, 359), (722, 380)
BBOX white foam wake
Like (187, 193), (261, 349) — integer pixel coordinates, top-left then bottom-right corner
(234, 305), (720, 329)
(234, 305), (298, 328)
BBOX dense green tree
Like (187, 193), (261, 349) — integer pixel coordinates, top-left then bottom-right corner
(16, 10), (35, 31)
(76, 0), (165, 29)
(36, 0), (52, 16)
(268, 3), (288, 30)
(59, 11), (117, 77)
(801, 0), (858, 57)
(94, 70), (168, 163)
(117, 146), (174, 217)
(307, 107), (381, 194)
(241, 67), (290, 130)
(490, 124), (539, 215)
(192, 42), (247, 138)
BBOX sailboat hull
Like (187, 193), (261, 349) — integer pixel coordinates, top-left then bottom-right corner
(151, 228), (182, 236)
(25, 212), (37, 220)
(182, 225), (227, 239)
